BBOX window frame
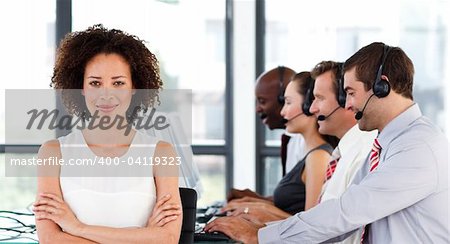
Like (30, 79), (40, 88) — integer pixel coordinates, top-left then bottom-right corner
(1, 0), (234, 196)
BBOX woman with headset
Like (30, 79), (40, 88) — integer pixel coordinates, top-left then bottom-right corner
(215, 72), (338, 223)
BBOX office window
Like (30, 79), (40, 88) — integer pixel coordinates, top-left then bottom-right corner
(260, 0), (449, 194)
(73, 0), (229, 205)
(0, 0), (228, 210)
(263, 157), (282, 196)
(194, 155), (226, 207)
(0, 154), (37, 210)
(0, 0), (56, 210)
(72, 0), (227, 143)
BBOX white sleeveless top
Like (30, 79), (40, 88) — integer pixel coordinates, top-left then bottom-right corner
(58, 129), (157, 228)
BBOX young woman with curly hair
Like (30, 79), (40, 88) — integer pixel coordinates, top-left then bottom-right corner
(34, 24), (182, 243)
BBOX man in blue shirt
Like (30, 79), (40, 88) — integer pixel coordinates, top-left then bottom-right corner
(206, 42), (449, 244)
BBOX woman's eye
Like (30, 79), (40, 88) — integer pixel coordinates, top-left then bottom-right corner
(113, 81), (125, 86)
(89, 81), (100, 86)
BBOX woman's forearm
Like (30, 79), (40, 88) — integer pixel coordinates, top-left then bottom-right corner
(75, 224), (179, 244)
(38, 230), (97, 244)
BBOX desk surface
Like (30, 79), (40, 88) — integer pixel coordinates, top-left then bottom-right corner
(0, 211), (37, 244)
(1, 210), (235, 244)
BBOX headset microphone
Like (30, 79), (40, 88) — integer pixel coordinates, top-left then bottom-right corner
(355, 94), (375, 120)
(317, 106), (340, 121)
(282, 112), (304, 124)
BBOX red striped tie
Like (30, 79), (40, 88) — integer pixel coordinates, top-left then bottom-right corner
(369, 138), (381, 172)
(361, 138), (382, 243)
(318, 148), (341, 203)
(326, 158), (339, 180)
(325, 148), (341, 181)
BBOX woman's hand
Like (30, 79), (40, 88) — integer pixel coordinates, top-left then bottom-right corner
(229, 196), (273, 205)
(222, 200), (268, 213)
(233, 206), (283, 224)
(226, 188), (264, 202)
(222, 201), (290, 222)
(33, 193), (84, 235)
(147, 194), (182, 228)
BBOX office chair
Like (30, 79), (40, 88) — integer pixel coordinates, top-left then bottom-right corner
(179, 187), (197, 244)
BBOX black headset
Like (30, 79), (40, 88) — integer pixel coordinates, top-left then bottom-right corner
(336, 62), (346, 108)
(302, 75), (315, 116)
(373, 44), (392, 98)
(277, 66), (286, 105)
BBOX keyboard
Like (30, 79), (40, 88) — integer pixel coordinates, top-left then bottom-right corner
(194, 202), (231, 242)
(194, 231), (231, 242)
(196, 206), (221, 224)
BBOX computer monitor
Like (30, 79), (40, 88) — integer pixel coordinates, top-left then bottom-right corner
(138, 111), (203, 198)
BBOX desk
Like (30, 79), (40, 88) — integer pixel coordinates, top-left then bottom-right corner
(0, 210), (37, 243)
(1, 209), (236, 244)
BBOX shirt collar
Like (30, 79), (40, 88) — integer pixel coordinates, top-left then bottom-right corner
(377, 103), (422, 149)
(338, 124), (375, 156)
(338, 124), (358, 155)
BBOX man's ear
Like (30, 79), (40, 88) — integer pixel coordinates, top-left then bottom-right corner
(380, 75), (389, 81)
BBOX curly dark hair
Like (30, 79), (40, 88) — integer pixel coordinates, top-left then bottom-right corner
(51, 24), (163, 122)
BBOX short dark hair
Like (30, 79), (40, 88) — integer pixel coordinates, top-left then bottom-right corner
(343, 42), (414, 99)
(51, 24), (162, 122)
(311, 61), (342, 100)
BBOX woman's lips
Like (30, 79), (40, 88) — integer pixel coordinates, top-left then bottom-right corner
(96, 104), (118, 112)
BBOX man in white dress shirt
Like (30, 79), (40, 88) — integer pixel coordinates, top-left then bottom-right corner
(309, 60), (377, 244)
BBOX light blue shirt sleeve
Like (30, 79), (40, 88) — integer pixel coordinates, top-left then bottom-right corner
(257, 104), (449, 244)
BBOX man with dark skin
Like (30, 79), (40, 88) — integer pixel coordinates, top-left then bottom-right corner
(255, 67), (291, 129)
(227, 66), (305, 202)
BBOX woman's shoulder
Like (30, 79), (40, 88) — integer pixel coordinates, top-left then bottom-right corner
(317, 143), (334, 154)
(56, 130), (82, 145)
(40, 130), (83, 157)
(305, 144), (333, 162)
(37, 140), (62, 175)
(39, 139), (61, 156)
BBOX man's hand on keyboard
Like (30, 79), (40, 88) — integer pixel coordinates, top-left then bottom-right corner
(204, 216), (263, 244)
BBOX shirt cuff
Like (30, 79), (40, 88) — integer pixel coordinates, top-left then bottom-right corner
(258, 223), (283, 244)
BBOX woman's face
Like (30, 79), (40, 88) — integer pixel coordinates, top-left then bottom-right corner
(83, 53), (134, 121)
(280, 81), (305, 133)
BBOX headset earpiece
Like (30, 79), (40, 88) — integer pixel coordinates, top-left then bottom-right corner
(373, 76), (390, 98)
(302, 76), (314, 116)
(373, 45), (392, 98)
(277, 66), (286, 105)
